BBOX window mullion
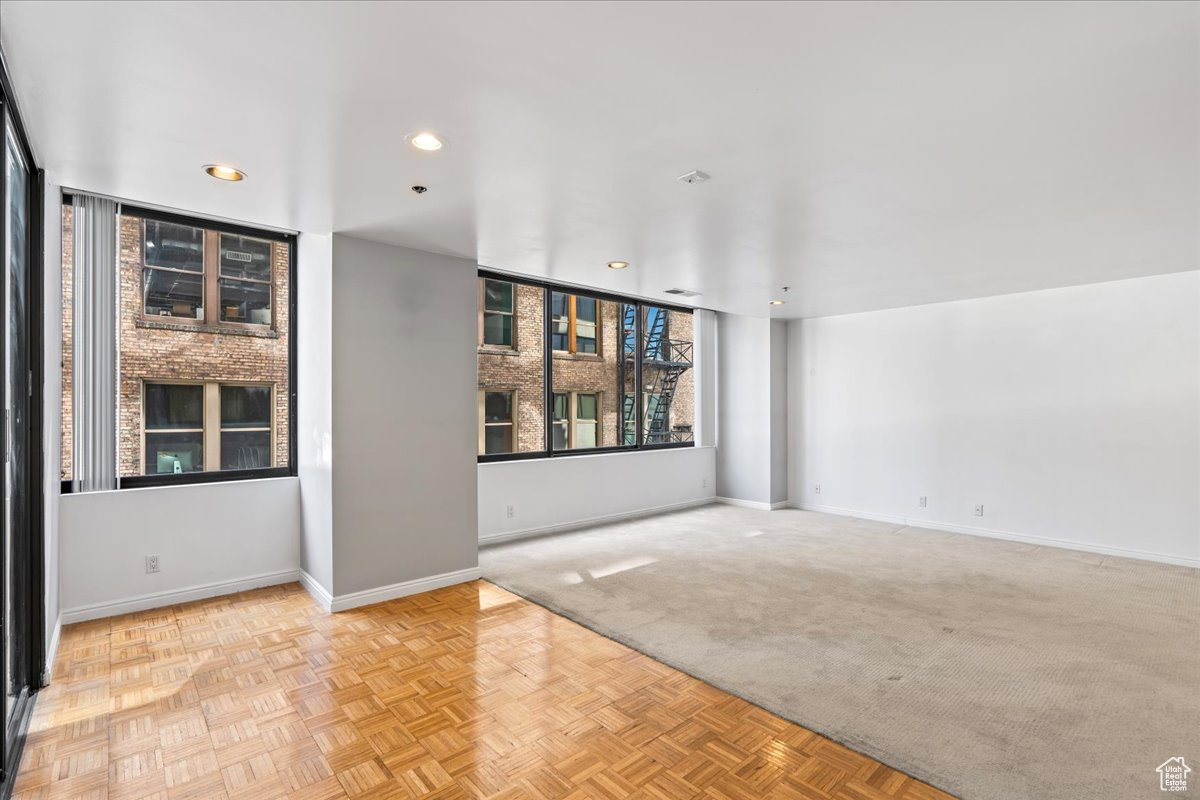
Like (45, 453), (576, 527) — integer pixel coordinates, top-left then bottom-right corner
(204, 382), (221, 471)
(204, 229), (219, 325)
(568, 295), (577, 354)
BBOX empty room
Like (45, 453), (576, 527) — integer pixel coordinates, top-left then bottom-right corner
(0, 1), (1195, 799)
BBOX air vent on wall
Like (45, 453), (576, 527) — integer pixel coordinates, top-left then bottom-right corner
(664, 288), (702, 298)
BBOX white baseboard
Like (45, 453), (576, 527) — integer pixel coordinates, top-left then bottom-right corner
(479, 497), (716, 546)
(716, 497), (789, 511)
(331, 566), (482, 612)
(43, 614), (62, 685)
(795, 502), (1200, 569)
(298, 570), (334, 612)
(61, 569), (301, 624)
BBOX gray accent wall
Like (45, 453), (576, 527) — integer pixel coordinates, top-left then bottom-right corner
(328, 235), (479, 595)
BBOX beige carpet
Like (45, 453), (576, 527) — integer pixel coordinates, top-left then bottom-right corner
(480, 504), (1200, 800)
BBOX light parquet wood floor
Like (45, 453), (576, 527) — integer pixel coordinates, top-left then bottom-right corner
(13, 581), (956, 800)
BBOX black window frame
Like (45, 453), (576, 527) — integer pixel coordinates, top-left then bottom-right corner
(477, 268), (697, 463)
(61, 200), (298, 492)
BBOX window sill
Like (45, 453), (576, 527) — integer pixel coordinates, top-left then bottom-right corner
(478, 346), (519, 356)
(551, 352), (604, 362)
(61, 466), (293, 494)
(137, 318), (280, 339)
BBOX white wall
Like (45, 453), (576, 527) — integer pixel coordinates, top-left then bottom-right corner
(329, 236), (479, 597)
(716, 314), (771, 504)
(716, 313), (788, 507)
(479, 446), (716, 542)
(769, 319), (789, 505)
(59, 477), (301, 622)
(42, 172), (63, 668)
(790, 271), (1200, 566)
(297, 233), (333, 594)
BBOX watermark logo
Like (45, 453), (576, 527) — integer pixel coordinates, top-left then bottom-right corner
(1158, 758), (1191, 792)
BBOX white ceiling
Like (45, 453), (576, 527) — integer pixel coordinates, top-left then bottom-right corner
(3, 0), (1196, 318)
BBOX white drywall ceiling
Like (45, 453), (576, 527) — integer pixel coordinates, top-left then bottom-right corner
(3, 0), (1196, 317)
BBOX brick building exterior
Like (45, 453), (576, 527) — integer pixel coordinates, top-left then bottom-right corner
(476, 277), (694, 454)
(61, 208), (290, 478)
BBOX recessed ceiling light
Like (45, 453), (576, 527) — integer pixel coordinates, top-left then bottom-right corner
(204, 164), (245, 181)
(607, 261), (629, 270)
(407, 132), (444, 151)
(769, 300), (786, 306)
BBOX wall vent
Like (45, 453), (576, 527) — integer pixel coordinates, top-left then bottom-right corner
(664, 288), (701, 297)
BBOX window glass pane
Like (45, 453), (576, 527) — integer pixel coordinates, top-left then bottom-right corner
(576, 320), (597, 353)
(146, 432), (203, 474)
(577, 393), (597, 421)
(220, 430), (271, 470)
(220, 277), (272, 324)
(576, 297), (597, 323)
(641, 306), (695, 445)
(477, 279), (545, 454)
(484, 426), (513, 455)
(552, 291), (617, 451)
(145, 220), (204, 272)
(60, 210), (294, 479)
(482, 312), (512, 346)
(484, 280), (513, 312)
(575, 423), (597, 449)
(144, 267), (203, 319)
(219, 234), (272, 281)
(484, 392), (513, 423)
(551, 292), (568, 318)
(222, 385), (271, 428)
(145, 383), (203, 429)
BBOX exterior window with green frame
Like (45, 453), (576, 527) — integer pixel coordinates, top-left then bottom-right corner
(481, 279), (514, 347)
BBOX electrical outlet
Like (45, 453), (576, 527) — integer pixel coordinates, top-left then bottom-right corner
(506, 505), (515, 519)
(702, 478), (708, 488)
(814, 484), (821, 495)
(918, 496), (927, 509)
(145, 555), (160, 574)
(974, 504), (984, 517)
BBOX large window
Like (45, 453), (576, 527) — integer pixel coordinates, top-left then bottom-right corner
(476, 272), (694, 460)
(62, 202), (295, 487)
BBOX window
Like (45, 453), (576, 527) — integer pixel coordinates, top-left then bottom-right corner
(641, 306), (695, 445)
(62, 202), (294, 486)
(551, 292), (600, 354)
(143, 382), (274, 474)
(476, 277), (545, 455)
(221, 385), (273, 469)
(477, 271), (695, 460)
(219, 234), (273, 324)
(550, 391), (600, 450)
(142, 221), (275, 329)
(479, 391), (515, 454)
(144, 383), (204, 473)
(143, 221), (204, 319)
(480, 279), (514, 347)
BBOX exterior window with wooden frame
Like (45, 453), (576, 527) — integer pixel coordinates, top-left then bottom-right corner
(142, 220), (275, 330)
(551, 391), (601, 450)
(142, 380), (275, 474)
(479, 278), (515, 348)
(551, 292), (600, 355)
(478, 390), (516, 455)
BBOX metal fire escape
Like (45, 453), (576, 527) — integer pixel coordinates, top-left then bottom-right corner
(622, 305), (694, 444)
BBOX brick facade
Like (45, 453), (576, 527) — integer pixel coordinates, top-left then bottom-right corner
(476, 278), (694, 454)
(61, 208), (290, 478)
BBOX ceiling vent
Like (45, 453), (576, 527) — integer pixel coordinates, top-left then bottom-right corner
(677, 170), (710, 184)
(664, 288), (702, 297)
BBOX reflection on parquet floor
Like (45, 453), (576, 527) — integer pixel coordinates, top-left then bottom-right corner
(13, 581), (956, 800)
